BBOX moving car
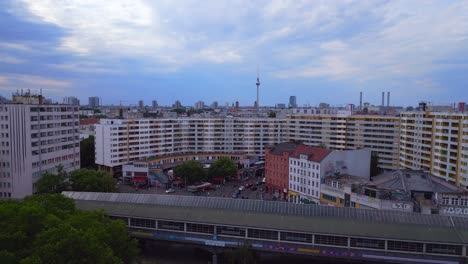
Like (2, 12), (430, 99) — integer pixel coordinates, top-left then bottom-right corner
(239, 186), (246, 191)
(165, 188), (175, 194)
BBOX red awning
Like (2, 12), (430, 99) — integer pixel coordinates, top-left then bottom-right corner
(133, 177), (147, 183)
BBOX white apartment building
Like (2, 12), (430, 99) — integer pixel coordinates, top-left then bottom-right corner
(400, 112), (468, 188)
(289, 148), (371, 204)
(288, 154), (323, 203)
(286, 115), (400, 170)
(0, 101), (80, 198)
(95, 112), (468, 189)
(95, 118), (285, 173)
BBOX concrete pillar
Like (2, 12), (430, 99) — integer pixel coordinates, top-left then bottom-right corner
(212, 253), (218, 264)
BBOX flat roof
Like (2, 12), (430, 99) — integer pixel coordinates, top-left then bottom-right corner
(63, 191), (468, 244)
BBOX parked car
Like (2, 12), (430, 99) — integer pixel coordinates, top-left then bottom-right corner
(165, 188), (175, 194)
(251, 186), (258, 191)
(232, 190), (240, 198)
(239, 186), (246, 191)
(245, 183), (253, 188)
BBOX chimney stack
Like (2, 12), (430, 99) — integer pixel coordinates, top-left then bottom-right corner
(381, 92), (385, 114)
(360, 91), (363, 110)
(387, 92), (390, 107)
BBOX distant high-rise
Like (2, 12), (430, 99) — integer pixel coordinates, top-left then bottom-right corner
(359, 91), (363, 110)
(152, 100), (158, 109)
(138, 100), (144, 109)
(88, 97), (100, 108)
(319, 102), (330, 109)
(195, 101), (205, 109)
(289, 96), (297, 108)
(256, 67), (260, 110)
(174, 100), (182, 109)
(63, 96), (80, 106)
(211, 101), (219, 108)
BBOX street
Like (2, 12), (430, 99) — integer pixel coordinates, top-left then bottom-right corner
(117, 176), (277, 201)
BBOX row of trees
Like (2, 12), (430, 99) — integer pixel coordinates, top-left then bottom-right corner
(0, 194), (139, 263)
(173, 157), (238, 185)
(36, 166), (118, 194)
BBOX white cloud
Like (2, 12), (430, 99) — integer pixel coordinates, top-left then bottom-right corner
(47, 62), (120, 73)
(274, 1), (468, 83)
(0, 54), (25, 64)
(0, 42), (33, 52)
(0, 74), (72, 95)
(11, 0), (468, 87)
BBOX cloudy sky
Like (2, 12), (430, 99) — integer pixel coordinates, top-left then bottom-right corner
(0, 0), (467, 107)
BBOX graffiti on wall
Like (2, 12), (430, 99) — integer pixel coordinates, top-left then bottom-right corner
(324, 160), (348, 176)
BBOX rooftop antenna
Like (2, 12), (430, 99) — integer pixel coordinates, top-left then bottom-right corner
(256, 65), (260, 110)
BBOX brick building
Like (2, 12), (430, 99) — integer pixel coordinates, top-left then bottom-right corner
(265, 142), (300, 199)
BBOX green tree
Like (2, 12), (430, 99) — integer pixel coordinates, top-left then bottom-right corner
(370, 151), (380, 177)
(173, 160), (206, 185)
(0, 194), (138, 264)
(80, 135), (96, 169)
(268, 111), (276, 118)
(36, 165), (70, 194)
(207, 157), (238, 180)
(69, 169), (118, 192)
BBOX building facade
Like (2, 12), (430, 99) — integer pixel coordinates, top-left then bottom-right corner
(88, 97), (100, 108)
(400, 112), (468, 188)
(0, 102), (80, 198)
(94, 111), (468, 189)
(95, 118), (285, 174)
(265, 142), (298, 199)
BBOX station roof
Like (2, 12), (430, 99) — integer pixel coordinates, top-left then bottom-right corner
(62, 191), (468, 244)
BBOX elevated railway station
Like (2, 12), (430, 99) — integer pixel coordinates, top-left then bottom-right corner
(63, 191), (468, 263)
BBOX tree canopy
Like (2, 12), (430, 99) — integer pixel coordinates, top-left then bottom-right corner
(370, 151), (380, 177)
(35, 167), (118, 194)
(173, 160), (206, 185)
(207, 157), (238, 180)
(80, 135), (96, 169)
(0, 194), (139, 264)
(69, 169), (118, 192)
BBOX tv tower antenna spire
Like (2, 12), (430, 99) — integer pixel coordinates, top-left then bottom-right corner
(256, 65), (260, 110)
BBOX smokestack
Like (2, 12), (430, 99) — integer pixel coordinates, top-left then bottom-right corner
(360, 91), (363, 110)
(387, 92), (390, 107)
(381, 92), (385, 114)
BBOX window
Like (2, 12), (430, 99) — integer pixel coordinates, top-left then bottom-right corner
(322, 194), (336, 202)
(186, 223), (214, 234)
(387, 240), (424, 253)
(130, 218), (155, 229)
(247, 228), (278, 240)
(461, 198), (468, 206)
(280, 232), (312, 243)
(315, 235), (348, 247)
(158, 220), (184, 231)
(426, 243), (463, 256)
(217, 226), (246, 237)
(350, 238), (385, 249)
(442, 197), (449, 205)
(451, 198), (459, 205)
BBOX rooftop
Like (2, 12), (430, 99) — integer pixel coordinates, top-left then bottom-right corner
(63, 191), (468, 244)
(371, 170), (467, 194)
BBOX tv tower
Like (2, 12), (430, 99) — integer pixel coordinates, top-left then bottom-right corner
(256, 66), (260, 110)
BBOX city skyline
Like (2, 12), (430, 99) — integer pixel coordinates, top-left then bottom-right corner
(0, 1), (468, 107)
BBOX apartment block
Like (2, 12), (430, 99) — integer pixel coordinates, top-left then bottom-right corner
(0, 101), (80, 198)
(95, 118), (285, 174)
(286, 115), (400, 170)
(400, 112), (468, 188)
